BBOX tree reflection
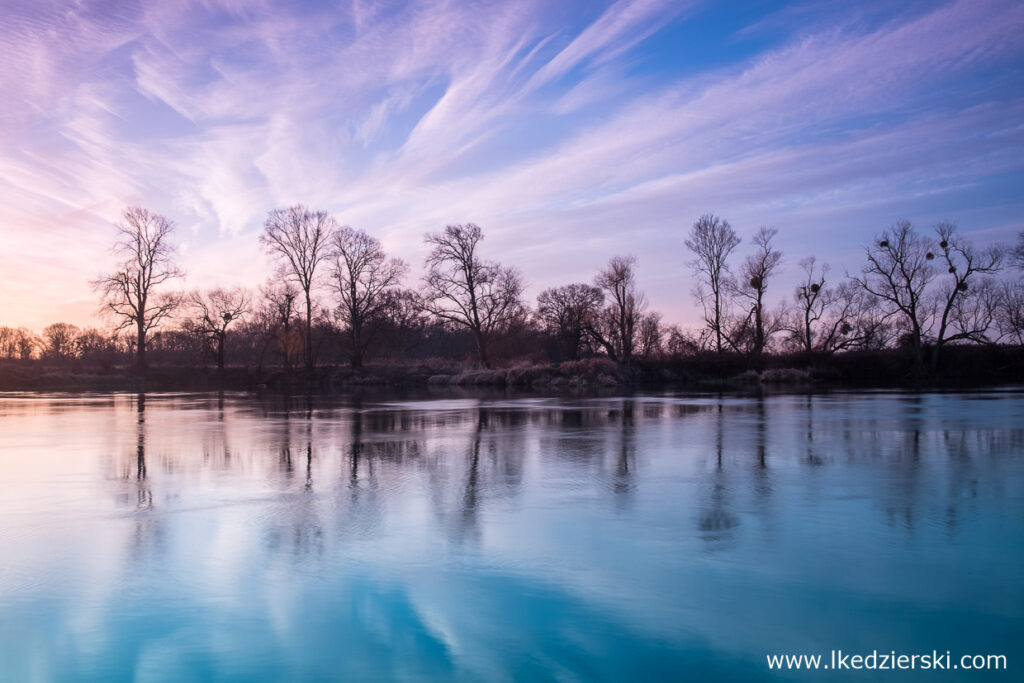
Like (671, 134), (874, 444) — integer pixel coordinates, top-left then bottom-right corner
(349, 407), (363, 486)
(260, 393), (324, 561)
(453, 408), (485, 545)
(882, 397), (926, 533)
(90, 391), (1024, 573)
(699, 399), (739, 550)
(133, 392), (151, 508)
(805, 394), (824, 466)
(278, 405), (294, 483)
(612, 398), (636, 506)
(123, 392), (163, 557)
(751, 396), (772, 503)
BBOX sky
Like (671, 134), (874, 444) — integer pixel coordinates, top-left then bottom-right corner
(1, 0), (1023, 332)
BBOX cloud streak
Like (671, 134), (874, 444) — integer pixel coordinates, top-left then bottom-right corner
(1, 0), (1023, 330)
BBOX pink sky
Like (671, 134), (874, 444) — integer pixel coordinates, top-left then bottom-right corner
(2, 0), (1023, 333)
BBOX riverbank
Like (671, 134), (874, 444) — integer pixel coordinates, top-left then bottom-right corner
(3, 345), (1023, 393)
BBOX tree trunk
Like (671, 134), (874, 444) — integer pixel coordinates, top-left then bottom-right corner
(351, 320), (363, 368)
(216, 335), (225, 374)
(910, 326), (925, 375)
(136, 318), (146, 374)
(930, 342), (943, 373)
(753, 294), (765, 369)
(474, 330), (490, 368)
(804, 311), (813, 354)
(304, 294), (313, 374)
(714, 290), (723, 355)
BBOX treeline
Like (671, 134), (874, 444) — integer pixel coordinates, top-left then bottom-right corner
(4, 206), (1024, 385)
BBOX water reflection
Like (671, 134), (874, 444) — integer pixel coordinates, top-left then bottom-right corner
(1, 390), (1023, 680)
(699, 400), (739, 549)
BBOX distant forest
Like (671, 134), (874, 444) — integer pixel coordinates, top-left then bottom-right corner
(2, 205), (1024, 389)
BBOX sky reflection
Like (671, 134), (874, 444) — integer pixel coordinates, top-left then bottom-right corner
(0, 391), (1022, 680)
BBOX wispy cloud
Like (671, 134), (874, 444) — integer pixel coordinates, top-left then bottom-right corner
(1, 0), (1022, 330)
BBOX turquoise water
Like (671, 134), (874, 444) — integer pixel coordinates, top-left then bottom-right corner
(0, 391), (1022, 681)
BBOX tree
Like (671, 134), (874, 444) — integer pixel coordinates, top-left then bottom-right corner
(75, 328), (119, 368)
(809, 279), (890, 353)
(686, 214), (741, 355)
(93, 206), (184, 373)
(945, 277), (1000, 349)
(0, 327), (14, 358)
(15, 329), (40, 359)
(260, 205), (335, 374)
(637, 311), (663, 359)
(379, 289), (428, 360)
(42, 323), (81, 361)
(995, 280), (1024, 345)
(536, 283), (604, 361)
(664, 325), (711, 357)
(189, 287), (250, 373)
(255, 280), (302, 375)
(591, 256), (646, 364)
(733, 227), (783, 361)
(0, 327), (40, 359)
(329, 227), (407, 367)
(1013, 230), (1024, 270)
(928, 221), (1002, 369)
(422, 224), (524, 367)
(851, 220), (935, 369)
(791, 257), (829, 354)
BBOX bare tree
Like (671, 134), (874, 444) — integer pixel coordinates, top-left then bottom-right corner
(733, 227), (783, 361)
(1000, 229), (1024, 344)
(43, 323), (81, 361)
(189, 287), (250, 373)
(1013, 230), (1024, 270)
(380, 289), (428, 360)
(246, 281), (302, 377)
(664, 325), (711, 357)
(422, 224), (524, 367)
(637, 311), (663, 359)
(946, 277), (1001, 347)
(75, 328), (119, 367)
(928, 221), (1003, 368)
(851, 220), (935, 369)
(329, 227), (408, 367)
(791, 257), (829, 353)
(536, 283), (604, 361)
(0, 327), (41, 360)
(0, 327), (14, 358)
(260, 205), (335, 374)
(93, 206), (184, 373)
(817, 280), (892, 353)
(591, 256), (647, 365)
(995, 280), (1024, 345)
(686, 214), (740, 354)
(15, 329), (40, 359)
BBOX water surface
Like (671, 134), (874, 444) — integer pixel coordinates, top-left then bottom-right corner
(1, 390), (1022, 681)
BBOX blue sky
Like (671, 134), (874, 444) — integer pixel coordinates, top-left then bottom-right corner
(1, 0), (1022, 331)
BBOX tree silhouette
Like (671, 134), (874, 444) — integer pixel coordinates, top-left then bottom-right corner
(733, 227), (783, 361)
(929, 221), (1002, 369)
(686, 214), (740, 355)
(852, 220), (935, 369)
(42, 322), (81, 361)
(1013, 230), (1024, 270)
(189, 287), (250, 373)
(536, 283), (604, 361)
(329, 227), (407, 367)
(93, 206), (183, 373)
(591, 256), (646, 365)
(422, 224), (524, 367)
(260, 205), (334, 375)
